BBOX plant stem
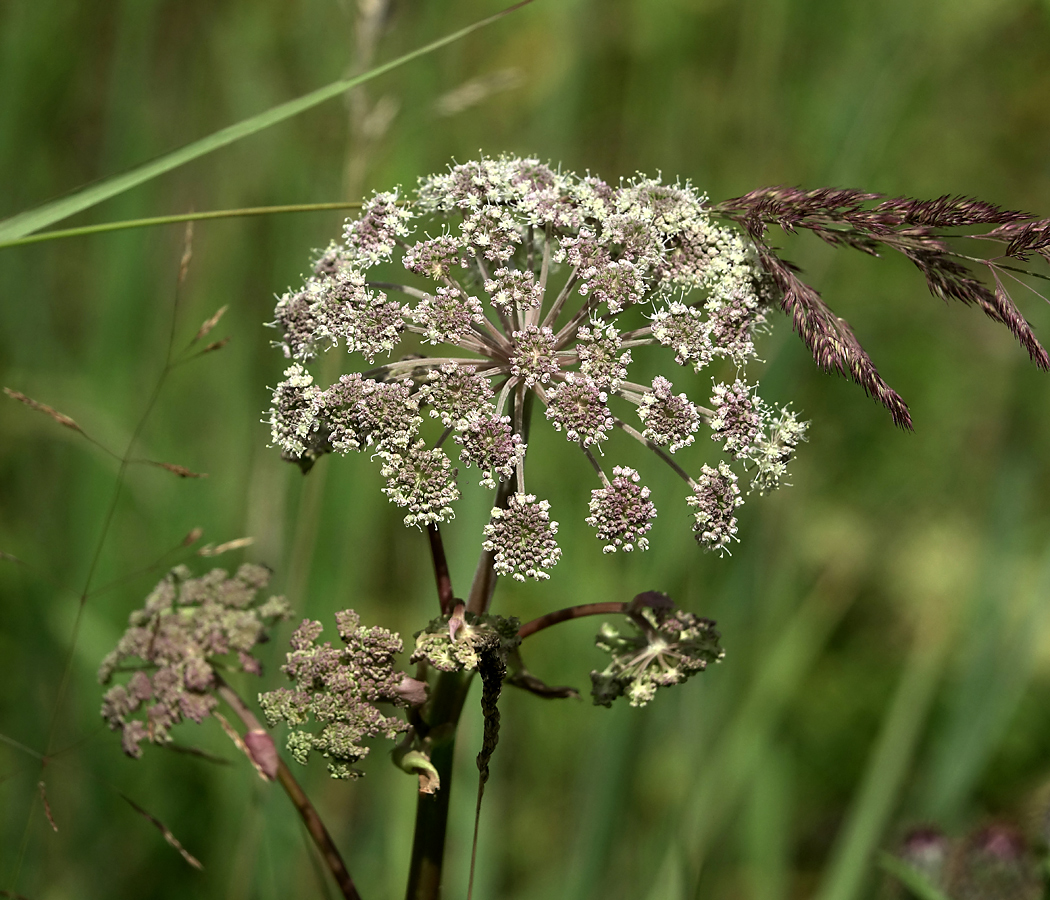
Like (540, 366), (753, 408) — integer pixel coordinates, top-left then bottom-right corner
(518, 602), (629, 639)
(466, 388), (534, 616)
(404, 670), (473, 900)
(426, 524), (455, 615)
(406, 385), (540, 897)
(214, 679), (362, 900)
(613, 418), (696, 486)
(405, 508), (476, 900)
(275, 761), (361, 900)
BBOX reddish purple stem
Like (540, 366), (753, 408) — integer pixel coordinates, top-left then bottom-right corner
(426, 524), (455, 615)
(518, 602), (630, 639)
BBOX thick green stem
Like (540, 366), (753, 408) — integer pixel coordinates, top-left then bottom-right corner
(404, 670), (474, 900)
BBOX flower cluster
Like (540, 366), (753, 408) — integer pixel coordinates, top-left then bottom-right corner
(411, 608), (521, 673)
(268, 155), (807, 575)
(258, 611), (426, 779)
(482, 493), (562, 581)
(98, 565), (290, 758)
(586, 466), (656, 553)
(687, 463), (743, 553)
(590, 593), (724, 707)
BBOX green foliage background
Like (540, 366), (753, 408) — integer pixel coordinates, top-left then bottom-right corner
(3, 1), (1050, 898)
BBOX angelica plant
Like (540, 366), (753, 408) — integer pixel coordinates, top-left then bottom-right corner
(91, 155), (1050, 900)
(254, 155), (1049, 899)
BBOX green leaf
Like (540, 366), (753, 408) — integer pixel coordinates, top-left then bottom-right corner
(0, 1), (533, 244)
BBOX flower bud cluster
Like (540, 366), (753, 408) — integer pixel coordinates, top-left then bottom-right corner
(410, 608), (521, 673)
(590, 595), (724, 707)
(585, 466), (656, 553)
(482, 493), (562, 581)
(98, 565), (290, 758)
(258, 610), (426, 780)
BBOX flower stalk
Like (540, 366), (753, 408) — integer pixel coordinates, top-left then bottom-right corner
(517, 602), (631, 640)
(214, 678), (362, 900)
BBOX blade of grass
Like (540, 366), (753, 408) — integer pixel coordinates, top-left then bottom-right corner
(812, 606), (954, 900)
(561, 702), (640, 900)
(0, 0), (533, 244)
(0, 202), (363, 249)
(656, 569), (857, 899)
(742, 744), (792, 900)
(644, 844), (686, 900)
(916, 470), (1050, 824)
(924, 552), (1050, 822)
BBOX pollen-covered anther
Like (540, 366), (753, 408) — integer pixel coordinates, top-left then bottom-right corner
(482, 493), (562, 581)
(687, 463), (743, 554)
(544, 373), (614, 447)
(586, 466), (656, 553)
(510, 324), (560, 387)
(455, 415), (525, 489)
(379, 441), (460, 529)
(637, 376), (701, 452)
(710, 379), (762, 458)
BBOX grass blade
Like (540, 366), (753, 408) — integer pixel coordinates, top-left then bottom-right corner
(915, 472), (1050, 824)
(0, 202), (363, 249)
(0, 1), (533, 243)
(813, 612), (953, 900)
(668, 570), (858, 897)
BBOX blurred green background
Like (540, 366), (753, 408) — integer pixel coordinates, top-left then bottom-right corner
(3, 0), (1050, 898)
